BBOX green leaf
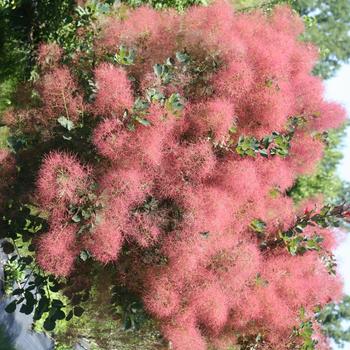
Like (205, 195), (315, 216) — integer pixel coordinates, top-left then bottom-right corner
(165, 57), (175, 66)
(165, 93), (184, 114)
(133, 98), (149, 112)
(65, 310), (74, 321)
(71, 213), (81, 223)
(261, 135), (273, 149)
(7, 134), (28, 153)
(34, 296), (50, 321)
(34, 275), (45, 285)
(96, 3), (110, 15)
(229, 125), (237, 134)
(79, 250), (91, 262)
(20, 303), (34, 315)
(57, 116), (75, 131)
(235, 136), (259, 157)
(134, 116), (151, 127)
(153, 64), (163, 78)
(49, 282), (60, 293)
(146, 88), (165, 103)
(20, 256), (33, 265)
(73, 306), (85, 317)
(52, 308), (66, 321)
(12, 288), (24, 296)
(1, 240), (14, 254)
(114, 45), (135, 65)
(51, 299), (64, 308)
(175, 51), (190, 64)
(259, 149), (269, 158)
(24, 291), (35, 305)
(43, 318), (56, 332)
(127, 123), (136, 132)
(295, 225), (304, 233)
(5, 300), (17, 313)
(250, 219), (267, 234)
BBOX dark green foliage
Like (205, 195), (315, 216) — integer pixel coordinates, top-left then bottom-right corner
(281, 232), (323, 256)
(51, 268), (164, 350)
(1, 202), (84, 331)
(165, 93), (184, 114)
(292, 309), (318, 350)
(121, 0), (208, 10)
(0, 79), (17, 114)
(114, 45), (136, 66)
(0, 0), (75, 81)
(2, 249), (86, 331)
(111, 286), (148, 331)
(249, 219), (267, 236)
(0, 202), (47, 241)
(235, 116), (305, 158)
(123, 51), (190, 130)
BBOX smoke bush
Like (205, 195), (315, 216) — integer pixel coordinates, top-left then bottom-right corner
(4, 1), (348, 349)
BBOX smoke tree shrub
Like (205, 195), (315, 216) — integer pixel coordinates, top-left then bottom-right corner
(1, 1), (348, 349)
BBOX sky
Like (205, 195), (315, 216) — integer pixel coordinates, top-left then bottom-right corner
(325, 63), (350, 349)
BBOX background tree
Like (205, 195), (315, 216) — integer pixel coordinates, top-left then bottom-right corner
(318, 296), (350, 348)
(233, 0), (350, 79)
(289, 127), (347, 204)
(292, 0), (350, 79)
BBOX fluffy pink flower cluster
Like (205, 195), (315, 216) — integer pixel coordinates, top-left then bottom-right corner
(39, 67), (84, 123)
(37, 152), (91, 207)
(35, 1), (346, 348)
